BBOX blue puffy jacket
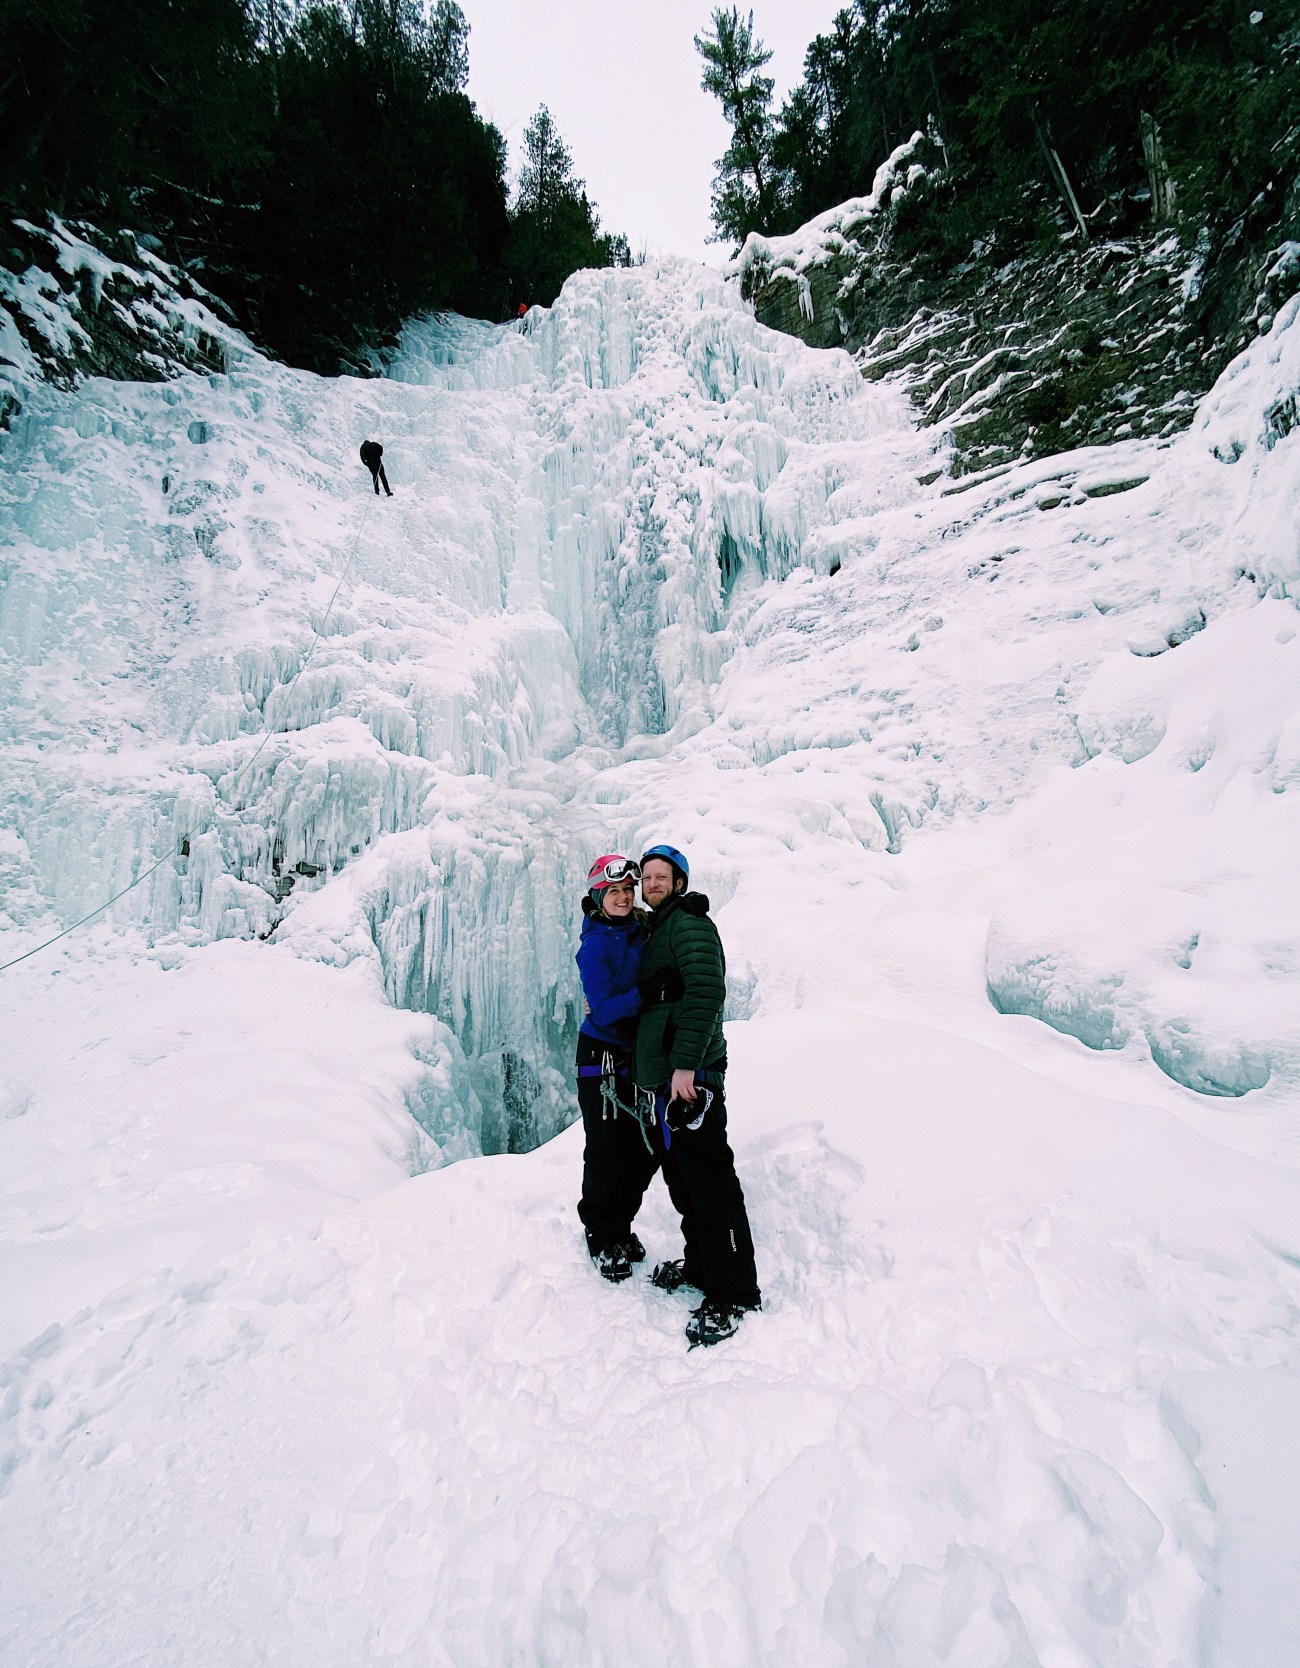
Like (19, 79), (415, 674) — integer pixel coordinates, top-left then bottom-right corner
(576, 902), (646, 1048)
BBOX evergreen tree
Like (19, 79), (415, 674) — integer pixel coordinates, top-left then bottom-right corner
(517, 105), (576, 220)
(426, 0), (470, 93)
(229, 0), (510, 365)
(0, 0), (625, 366)
(694, 7), (778, 243)
(0, 0), (259, 215)
(506, 105), (629, 307)
(738, 0), (1300, 269)
(771, 86), (828, 230)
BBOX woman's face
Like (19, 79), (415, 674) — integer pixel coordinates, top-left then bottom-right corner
(601, 880), (635, 918)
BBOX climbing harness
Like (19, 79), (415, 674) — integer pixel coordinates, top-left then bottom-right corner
(578, 1049), (657, 1153)
(0, 489), (374, 976)
(575, 1056), (723, 1154)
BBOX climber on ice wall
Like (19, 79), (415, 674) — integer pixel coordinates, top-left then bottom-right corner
(359, 439), (393, 497)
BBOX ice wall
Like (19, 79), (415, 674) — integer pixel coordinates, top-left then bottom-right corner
(389, 263), (923, 742)
(2, 259), (923, 1155)
(6, 250), (1298, 1163)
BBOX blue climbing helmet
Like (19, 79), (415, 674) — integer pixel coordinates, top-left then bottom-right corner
(640, 843), (689, 891)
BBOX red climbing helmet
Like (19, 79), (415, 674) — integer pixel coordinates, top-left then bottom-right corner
(587, 854), (641, 893)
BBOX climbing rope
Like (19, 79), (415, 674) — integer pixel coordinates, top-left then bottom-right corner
(601, 1068), (658, 1155)
(0, 494), (373, 976)
(0, 850), (177, 974)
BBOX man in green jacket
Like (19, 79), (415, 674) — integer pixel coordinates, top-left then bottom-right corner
(635, 843), (761, 1348)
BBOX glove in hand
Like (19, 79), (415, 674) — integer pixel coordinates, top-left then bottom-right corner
(664, 1085), (712, 1133)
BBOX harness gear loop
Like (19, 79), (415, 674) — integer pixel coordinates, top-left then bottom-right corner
(637, 1087), (660, 1154)
(579, 1053), (657, 1152)
(599, 1049), (615, 1120)
(597, 1064), (656, 1152)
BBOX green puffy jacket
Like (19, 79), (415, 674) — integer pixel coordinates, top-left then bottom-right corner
(633, 890), (727, 1088)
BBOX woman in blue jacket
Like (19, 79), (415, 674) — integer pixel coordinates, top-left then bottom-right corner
(575, 854), (676, 1282)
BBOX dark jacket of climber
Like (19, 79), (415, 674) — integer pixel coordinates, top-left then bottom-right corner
(359, 440), (392, 497)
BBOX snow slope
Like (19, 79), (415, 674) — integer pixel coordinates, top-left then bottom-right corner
(2, 258), (1300, 1667)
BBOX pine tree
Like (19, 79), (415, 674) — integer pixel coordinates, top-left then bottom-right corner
(694, 6), (777, 244)
(426, 0), (469, 93)
(517, 105), (576, 221)
(506, 105), (628, 307)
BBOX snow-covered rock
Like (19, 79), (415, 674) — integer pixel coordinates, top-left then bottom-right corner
(1, 215), (245, 423)
(729, 132), (932, 311)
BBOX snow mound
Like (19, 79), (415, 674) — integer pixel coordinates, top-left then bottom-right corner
(986, 880), (1291, 1096)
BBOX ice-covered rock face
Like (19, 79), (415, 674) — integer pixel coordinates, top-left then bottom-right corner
(4, 254), (1300, 1173)
(1, 215), (245, 420)
(387, 268), (902, 743)
(9, 243), (1300, 1668)
(0, 260), (930, 1155)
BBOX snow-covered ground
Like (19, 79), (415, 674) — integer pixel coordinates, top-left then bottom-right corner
(2, 255), (1299, 1666)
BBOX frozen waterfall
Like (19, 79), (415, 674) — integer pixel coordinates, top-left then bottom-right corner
(5, 250), (1300, 1668)
(0, 259), (929, 1157)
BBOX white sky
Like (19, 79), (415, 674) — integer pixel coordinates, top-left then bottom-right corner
(463, 1), (845, 268)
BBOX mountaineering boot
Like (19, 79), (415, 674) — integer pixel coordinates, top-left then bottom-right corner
(594, 1243), (633, 1282)
(589, 1233), (646, 1284)
(650, 1259), (699, 1294)
(685, 1296), (761, 1349)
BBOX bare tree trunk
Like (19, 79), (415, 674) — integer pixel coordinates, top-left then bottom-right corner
(1140, 110), (1177, 222)
(259, 0), (285, 120)
(1032, 107), (1089, 242)
(1052, 146), (1089, 240)
(927, 60), (950, 169)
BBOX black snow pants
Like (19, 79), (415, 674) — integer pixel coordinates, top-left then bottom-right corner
(577, 1040), (761, 1304)
(656, 1074), (760, 1307)
(368, 461), (392, 496)
(576, 1034), (658, 1249)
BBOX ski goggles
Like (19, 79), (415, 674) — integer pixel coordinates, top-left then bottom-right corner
(587, 856), (641, 890)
